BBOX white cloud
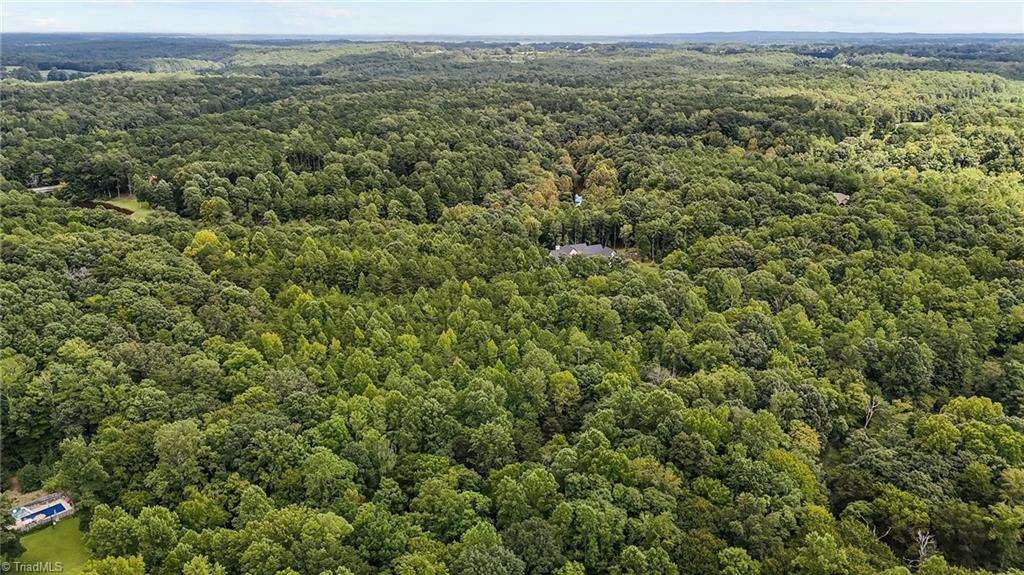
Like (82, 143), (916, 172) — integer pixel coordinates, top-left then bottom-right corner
(30, 16), (65, 30)
(315, 6), (357, 20)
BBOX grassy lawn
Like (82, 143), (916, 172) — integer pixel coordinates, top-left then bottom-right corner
(105, 196), (155, 220)
(18, 516), (90, 574)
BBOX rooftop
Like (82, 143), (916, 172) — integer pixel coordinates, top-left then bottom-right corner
(550, 243), (617, 260)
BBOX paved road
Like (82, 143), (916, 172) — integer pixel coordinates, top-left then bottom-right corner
(29, 185), (63, 194)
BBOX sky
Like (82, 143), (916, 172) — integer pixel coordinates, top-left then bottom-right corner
(3, 1), (1023, 36)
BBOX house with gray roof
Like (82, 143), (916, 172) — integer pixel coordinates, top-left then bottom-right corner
(550, 243), (617, 260)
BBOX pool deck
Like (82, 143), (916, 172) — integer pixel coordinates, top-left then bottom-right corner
(10, 493), (75, 531)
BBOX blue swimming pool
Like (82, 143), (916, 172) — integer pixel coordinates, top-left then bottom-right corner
(24, 503), (65, 523)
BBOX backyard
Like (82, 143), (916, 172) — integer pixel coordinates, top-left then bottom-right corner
(105, 196), (154, 220)
(17, 516), (89, 574)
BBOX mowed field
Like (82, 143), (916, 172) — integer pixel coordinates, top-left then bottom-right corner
(17, 517), (89, 574)
(104, 196), (155, 220)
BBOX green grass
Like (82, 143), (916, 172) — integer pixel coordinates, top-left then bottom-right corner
(105, 196), (155, 220)
(82, 71), (202, 82)
(18, 516), (89, 574)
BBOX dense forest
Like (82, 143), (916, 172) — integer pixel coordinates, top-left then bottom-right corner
(2, 36), (1024, 575)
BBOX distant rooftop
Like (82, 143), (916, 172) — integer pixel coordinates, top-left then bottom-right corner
(550, 243), (617, 260)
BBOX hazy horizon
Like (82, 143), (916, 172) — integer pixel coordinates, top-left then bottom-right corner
(3, 1), (1022, 36)
(4, 31), (1023, 40)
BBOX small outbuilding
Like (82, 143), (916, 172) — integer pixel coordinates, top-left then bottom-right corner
(833, 192), (851, 206)
(550, 243), (617, 260)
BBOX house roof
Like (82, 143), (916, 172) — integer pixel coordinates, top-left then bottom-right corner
(833, 192), (851, 205)
(550, 243), (617, 259)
